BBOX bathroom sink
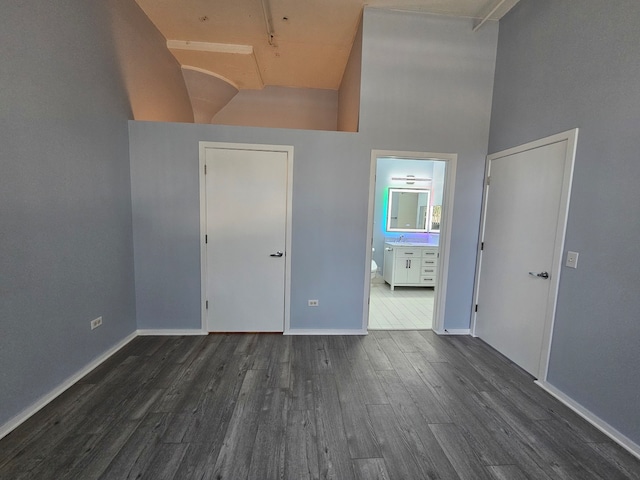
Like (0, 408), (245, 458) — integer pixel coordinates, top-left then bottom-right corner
(386, 241), (438, 247)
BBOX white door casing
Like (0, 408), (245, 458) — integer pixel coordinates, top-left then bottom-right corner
(473, 130), (578, 379)
(199, 143), (293, 332)
(364, 150), (457, 334)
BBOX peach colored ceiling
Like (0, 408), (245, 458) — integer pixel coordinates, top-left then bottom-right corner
(134, 0), (519, 91)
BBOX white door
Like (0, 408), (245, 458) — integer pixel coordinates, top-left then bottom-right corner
(204, 146), (289, 332)
(475, 131), (577, 378)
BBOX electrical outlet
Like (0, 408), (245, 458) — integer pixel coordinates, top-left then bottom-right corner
(566, 251), (579, 269)
(308, 299), (319, 307)
(91, 316), (103, 330)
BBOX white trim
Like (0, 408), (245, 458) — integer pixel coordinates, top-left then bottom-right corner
(285, 329), (368, 336)
(167, 40), (253, 55)
(283, 149), (294, 334)
(199, 142), (294, 334)
(538, 130), (578, 380)
(471, 129), (578, 381)
(363, 150), (457, 334)
(436, 328), (471, 335)
(473, 0), (509, 31)
(434, 154), (456, 334)
(199, 144), (208, 332)
(0, 331), (137, 441)
(137, 329), (207, 336)
(536, 380), (640, 460)
(470, 157), (491, 337)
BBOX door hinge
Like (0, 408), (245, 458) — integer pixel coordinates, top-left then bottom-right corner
(204, 164), (207, 175)
(485, 176), (491, 186)
(205, 234), (208, 244)
(206, 300), (209, 309)
(475, 304), (478, 312)
(481, 242), (484, 251)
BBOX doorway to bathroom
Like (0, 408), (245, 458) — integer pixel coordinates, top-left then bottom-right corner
(363, 150), (456, 332)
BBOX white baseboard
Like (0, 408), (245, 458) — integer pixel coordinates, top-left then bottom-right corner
(436, 328), (471, 335)
(536, 380), (640, 460)
(285, 328), (368, 336)
(137, 329), (207, 336)
(0, 331), (138, 441)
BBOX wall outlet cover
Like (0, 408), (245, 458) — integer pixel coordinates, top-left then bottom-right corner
(91, 316), (103, 330)
(566, 251), (579, 269)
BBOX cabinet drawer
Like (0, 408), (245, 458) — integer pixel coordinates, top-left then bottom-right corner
(421, 276), (437, 285)
(421, 267), (437, 275)
(422, 257), (438, 267)
(422, 249), (438, 258)
(395, 248), (422, 257)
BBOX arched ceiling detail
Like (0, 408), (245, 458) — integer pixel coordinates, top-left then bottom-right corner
(181, 67), (239, 123)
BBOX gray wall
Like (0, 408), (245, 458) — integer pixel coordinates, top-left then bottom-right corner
(489, 0), (640, 444)
(360, 9), (498, 329)
(129, 123), (370, 331)
(0, 1), (137, 426)
(129, 9), (498, 332)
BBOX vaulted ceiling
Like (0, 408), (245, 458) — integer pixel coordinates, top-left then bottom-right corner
(135, 0), (520, 91)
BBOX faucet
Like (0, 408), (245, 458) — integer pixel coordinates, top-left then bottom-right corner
(398, 235), (405, 243)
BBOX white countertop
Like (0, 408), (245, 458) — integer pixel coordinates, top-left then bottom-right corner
(385, 241), (439, 247)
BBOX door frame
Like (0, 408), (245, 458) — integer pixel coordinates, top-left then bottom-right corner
(199, 142), (294, 333)
(363, 150), (457, 334)
(471, 129), (578, 380)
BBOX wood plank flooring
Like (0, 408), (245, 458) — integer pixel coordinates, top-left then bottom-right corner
(1, 332), (639, 479)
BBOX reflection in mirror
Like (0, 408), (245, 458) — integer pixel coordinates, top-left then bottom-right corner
(430, 205), (442, 232)
(387, 188), (431, 232)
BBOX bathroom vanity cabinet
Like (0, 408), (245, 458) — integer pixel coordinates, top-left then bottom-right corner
(383, 243), (439, 290)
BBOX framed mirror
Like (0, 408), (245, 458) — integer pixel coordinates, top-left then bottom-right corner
(387, 188), (431, 232)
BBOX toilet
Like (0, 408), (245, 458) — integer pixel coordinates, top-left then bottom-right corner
(371, 248), (378, 279)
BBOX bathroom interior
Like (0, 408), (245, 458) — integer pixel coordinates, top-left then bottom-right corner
(369, 156), (446, 330)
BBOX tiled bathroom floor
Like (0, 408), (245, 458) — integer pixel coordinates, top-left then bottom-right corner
(368, 281), (434, 330)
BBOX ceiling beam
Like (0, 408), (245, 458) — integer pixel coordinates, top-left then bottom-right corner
(167, 40), (253, 55)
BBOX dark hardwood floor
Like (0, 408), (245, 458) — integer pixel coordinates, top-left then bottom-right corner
(1, 331), (639, 479)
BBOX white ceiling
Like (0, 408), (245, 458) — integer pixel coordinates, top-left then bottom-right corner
(135, 0), (519, 91)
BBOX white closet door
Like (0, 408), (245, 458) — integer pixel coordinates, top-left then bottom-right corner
(475, 137), (573, 378)
(205, 147), (288, 332)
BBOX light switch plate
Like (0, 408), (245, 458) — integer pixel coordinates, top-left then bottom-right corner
(566, 251), (579, 269)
